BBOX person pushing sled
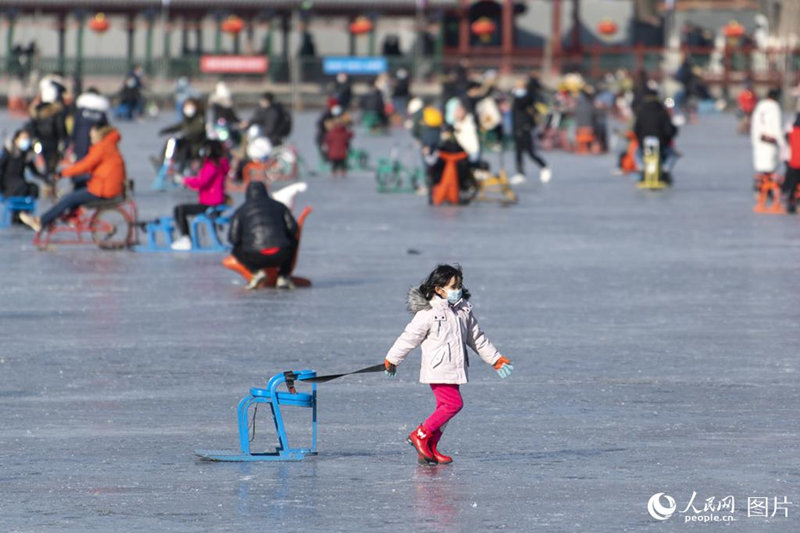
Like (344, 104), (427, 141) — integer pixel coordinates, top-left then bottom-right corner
(383, 264), (514, 464)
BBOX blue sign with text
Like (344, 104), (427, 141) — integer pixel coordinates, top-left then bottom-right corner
(323, 57), (388, 75)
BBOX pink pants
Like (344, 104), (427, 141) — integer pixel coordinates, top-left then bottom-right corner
(423, 384), (463, 433)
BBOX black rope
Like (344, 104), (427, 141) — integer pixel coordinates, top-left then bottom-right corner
(295, 364), (385, 383)
(247, 364), (384, 443)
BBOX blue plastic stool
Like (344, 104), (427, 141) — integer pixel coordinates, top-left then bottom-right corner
(1, 196), (37, 228)
(189, 206), (231, 251)
(196, 370), (318, 462)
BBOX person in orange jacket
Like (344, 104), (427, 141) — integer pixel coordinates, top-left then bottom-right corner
(20, 125), (126, 232)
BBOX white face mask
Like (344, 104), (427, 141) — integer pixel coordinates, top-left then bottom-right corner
(445, 288), (462, 304)
(17, 138), (32, 151)
(184, 106), (196, 118)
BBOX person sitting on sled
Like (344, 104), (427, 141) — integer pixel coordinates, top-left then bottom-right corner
(20, 125), (126, 233)
(1, 129), (42, 200)
(428, 126), (476, 206)
(383, 264), (514, 464)
(170, 139), (229, 251)
(224, 181), (299, 290)
(156, 98), (207, 174)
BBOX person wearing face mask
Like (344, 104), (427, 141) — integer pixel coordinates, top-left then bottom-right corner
(157, 98), (207, 174)
(382, 264), (514, 465)
(116, 76), (141, 120)
(511, 79), (550, 184)
(0, 129), (42, 201)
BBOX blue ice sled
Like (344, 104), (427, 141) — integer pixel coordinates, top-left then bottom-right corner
(0, 195), (38, 228)
(196, 370), (318, 462)
(135, 206), (232, 252)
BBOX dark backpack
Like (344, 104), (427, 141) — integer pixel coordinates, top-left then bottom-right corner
(275, 103), (292, 139)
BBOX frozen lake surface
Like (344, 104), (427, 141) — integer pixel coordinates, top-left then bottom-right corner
(1, 111), (798, 531)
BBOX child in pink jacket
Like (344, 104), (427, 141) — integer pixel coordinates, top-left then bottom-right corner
(383, 264), (514, 464)
(171, 139), (230, 250)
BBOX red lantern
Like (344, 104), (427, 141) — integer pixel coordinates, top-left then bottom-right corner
(349, 16), (373, 35)
(597, 18), (618, 37)
(471, 17), (496, 42)
(89, 13), (110, 34)
(221, 15), (245, 35)
(723, 20), (744, 38)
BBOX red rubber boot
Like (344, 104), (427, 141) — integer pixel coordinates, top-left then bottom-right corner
(407, 425), (434, 462)
(429, 429), (452, 464)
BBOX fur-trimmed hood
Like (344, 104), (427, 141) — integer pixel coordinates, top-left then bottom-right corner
(406, 286), (469, 314)
(407, 287), (431, 313)
(29, 101), (64, 120)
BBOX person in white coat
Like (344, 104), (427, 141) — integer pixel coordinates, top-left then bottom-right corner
(452, 103), (481, 162)
(751, 88), (787, 176)
(383, 264), (514, 464)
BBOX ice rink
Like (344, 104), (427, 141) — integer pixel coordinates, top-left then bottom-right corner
(1, 111), (798, 531)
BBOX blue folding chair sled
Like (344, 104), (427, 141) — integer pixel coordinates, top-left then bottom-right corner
(196, 370), (318, 462)
(135, 206), (232, 252)
(0, 195), (38, 228)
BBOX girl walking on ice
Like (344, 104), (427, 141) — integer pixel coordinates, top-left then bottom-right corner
(383, 264), (514, 464)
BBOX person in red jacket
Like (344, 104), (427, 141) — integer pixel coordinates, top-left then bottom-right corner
(782, 113), (800, 214)
(20, 125), (126, 232)
(737, 82), (757, 134)
(322, 116), (353, 177)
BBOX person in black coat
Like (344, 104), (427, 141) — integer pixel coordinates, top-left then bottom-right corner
(633, 88), (679, 182)
(27, 94), (67, 185)
(157, 98), (207, 172)
(241, 92), (290, 146)
(0, 129), (41, 199)
(333, 73), (352, 110)
(228, 181), (299, 289)
(511, 81), (549, 183)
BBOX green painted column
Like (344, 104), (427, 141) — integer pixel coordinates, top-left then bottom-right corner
(75, 12), (85, 82)
(162, 18), (172, 77)
(57, 15), (66, 75)
(435, 13), (445, 70)
(163, 20), (172, 60)
(145, 18), (154, 75)
(264, 19), (274, 56)
(347, 19), (356, 56)
(264, 18), (275, 81)
(214, 16), (222, 53)
(6, 14), (16, 74)
(126, 15), (136, 72)
(368, 17), (376, 56)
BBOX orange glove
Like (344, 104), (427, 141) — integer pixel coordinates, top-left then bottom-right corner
(493, 356), (513, 378)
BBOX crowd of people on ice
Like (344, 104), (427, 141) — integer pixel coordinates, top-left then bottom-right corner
(4, 59), (800, 268)
(5, 57), (800, 465)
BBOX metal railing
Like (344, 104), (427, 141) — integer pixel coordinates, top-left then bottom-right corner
(2, 45), (798, 88)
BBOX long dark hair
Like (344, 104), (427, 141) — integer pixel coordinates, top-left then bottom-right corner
(203, 139), (225, 162)
(418, 264), (471, 301)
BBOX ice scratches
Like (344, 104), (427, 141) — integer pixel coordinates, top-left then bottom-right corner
(486, 447), (627, 462)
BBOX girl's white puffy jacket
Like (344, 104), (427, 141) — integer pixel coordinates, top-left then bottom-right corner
(385, 288), (501, 384)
